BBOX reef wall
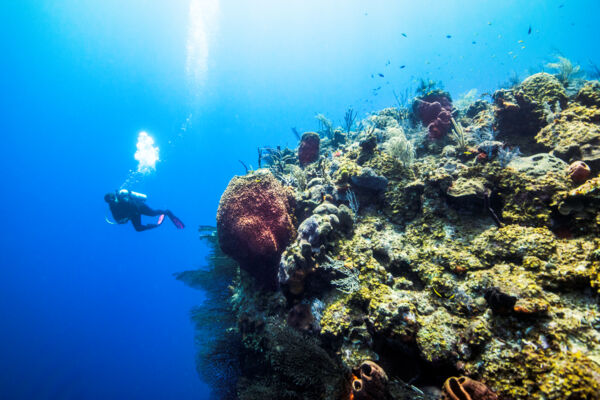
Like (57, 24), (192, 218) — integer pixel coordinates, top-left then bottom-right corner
(194, 73), (600, 399)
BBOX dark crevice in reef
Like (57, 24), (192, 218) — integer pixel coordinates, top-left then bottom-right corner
(370, 331), (459, 389)
(387, 258), (425, 291)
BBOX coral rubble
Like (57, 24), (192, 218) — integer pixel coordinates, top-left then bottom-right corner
(194, 72), (600, 399)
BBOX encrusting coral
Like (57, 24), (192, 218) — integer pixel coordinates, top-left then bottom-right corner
(191, 71), (600, 400)
(493, 72), (568, 153)
(535, 81), (600, 171)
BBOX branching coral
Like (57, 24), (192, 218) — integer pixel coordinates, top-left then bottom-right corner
(316, 113), (335, 138)
(546, 56), (583, 87)
(382, 126), (415, 166)
(344, 108), (358, 134)
(258, 145), (296, 174)
(450, 117), (470, 152)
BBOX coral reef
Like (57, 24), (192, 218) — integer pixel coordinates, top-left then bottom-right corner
(535, 81), (600, 171)
(192, 71), (600, 399)
(493, 73), (568, 153)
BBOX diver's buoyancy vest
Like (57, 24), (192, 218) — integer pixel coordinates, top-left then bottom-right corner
(112, 189), (147, 223)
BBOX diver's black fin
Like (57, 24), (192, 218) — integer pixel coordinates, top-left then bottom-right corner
(169, 214), (185, 229)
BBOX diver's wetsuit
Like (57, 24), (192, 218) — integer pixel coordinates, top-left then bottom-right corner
(129, 204), (171, 232)
(106, 190), (183, 232)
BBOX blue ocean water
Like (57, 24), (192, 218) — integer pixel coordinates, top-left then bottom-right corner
(0, 0), (598, 399)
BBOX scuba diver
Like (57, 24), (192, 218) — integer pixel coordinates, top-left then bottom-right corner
(104, 189), (185, 232)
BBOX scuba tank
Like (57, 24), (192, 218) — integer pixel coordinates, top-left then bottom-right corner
(117, 189), (147, 204)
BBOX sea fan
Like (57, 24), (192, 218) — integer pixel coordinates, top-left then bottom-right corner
(175, 226), (241, 400)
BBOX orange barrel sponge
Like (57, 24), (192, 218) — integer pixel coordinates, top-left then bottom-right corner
(351, 361), (390, 400)
(217, 170), (296, 289)
(442, 376), (498, 400)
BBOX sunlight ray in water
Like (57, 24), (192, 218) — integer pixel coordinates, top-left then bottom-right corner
(186, 0), (219, 90)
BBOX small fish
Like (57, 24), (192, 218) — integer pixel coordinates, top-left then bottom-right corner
(559, 4), (564, 8)
(401, 33), (407, 37)
(521, 46), (526, 49)
(385, 60), (390, 66)
(370, 74), (374, 78)
(446, 34), (452, 38)
(488, 22), (492, 25)
(518, 39), (524, 43)
(399, 65), (406, 69)
(528, 25), (532, 34)
(539, 334), (550, 350)
(411, 385), (425, 395)
(378, 73), (384, 77)
(472, 41), (477, 44)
